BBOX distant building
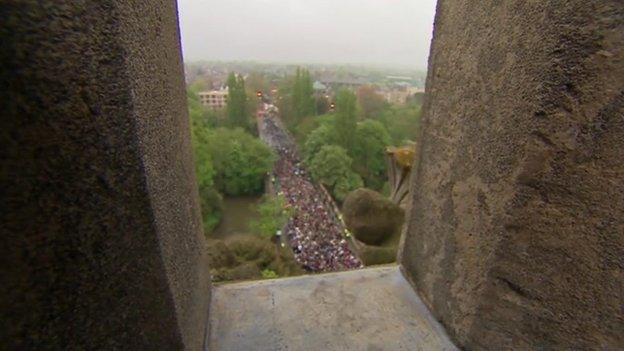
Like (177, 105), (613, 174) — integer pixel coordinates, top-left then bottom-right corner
(313, 81), (327, 92)
(198, 88), (228, 109)
(317, 76), (367, 91)
(383, 87), (425, 105)
(386, 75), (414, 82)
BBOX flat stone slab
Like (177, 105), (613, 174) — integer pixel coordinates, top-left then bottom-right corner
(208, 266), (458, 350)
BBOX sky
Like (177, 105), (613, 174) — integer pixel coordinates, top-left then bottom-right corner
(177, 0), (438, 69)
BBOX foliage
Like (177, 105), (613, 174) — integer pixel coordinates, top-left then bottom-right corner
(198, 186), (223, 233)
(188, 89), (213, 129)
(206, 236), (304, 282)
(315, 95), (330, 115)
(352, 119), (391, 190)
(250, 194), (294, 238)
(226, 72), (249, 130)
(243, 72), (266, 136)
(188, 84), (225, 128)
(308, 145), (363, 202)
(261, 269), (279, 279)
(378, 102), (421, 145)
(301, 122), (337, 164)
(190, 121), (215, 190)
(187, 88), (276, 231)
(188, 89), (222, 233)
(293, 113), (336, 145)
(278, 67), (316, 129)
(291, 116), (319, 147)
(334, 90), (358, 151)
(357, 85), (388, 120)
(301, 114), (389, 192)
(188, 78), (212, 92)
(276, 77), (295, 127)
(292, 67), (316, 121)
(206, 128), (276, 196)
(333, 172), (365, 202)
(191, 124), (221, 232)
(244, 71), (270, 96)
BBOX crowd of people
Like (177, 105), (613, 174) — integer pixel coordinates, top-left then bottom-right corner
(258, 105), (363, 272)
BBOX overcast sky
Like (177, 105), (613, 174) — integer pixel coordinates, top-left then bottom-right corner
(177, 0), (437, 69)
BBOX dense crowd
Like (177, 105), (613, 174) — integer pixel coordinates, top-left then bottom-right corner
(258, 105), (363, 272)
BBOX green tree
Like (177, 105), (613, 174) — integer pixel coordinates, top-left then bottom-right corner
(250, 194), (294, 238)
(276, 75), (296, 127)
(379, 103), (421, 145)
(206, 128), (275, 196)
(291, 68), (303, 123)
(283, 68), (316, 127)
(334, 90), (358, 151)
(188, 86), (223, 128)
(302, 123), (336, 165)
(333, 172), (364, 202)
(315, 95), (330, 115)
(197, 186), (223, 234)
(226, 73), (249, 129)
(352, 120), (391, 190)
(309, 145), (363, 202)
(221, 141), (248, 195)
(357, 85), (388, 120)
(245, 71), (269, 96)
(187, 89), (223, 233)
(299, 68), (316, 117)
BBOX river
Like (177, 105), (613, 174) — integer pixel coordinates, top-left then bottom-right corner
(211, 196), (262, 239)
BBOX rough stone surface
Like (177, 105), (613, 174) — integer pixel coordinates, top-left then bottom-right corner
(209, 266), (458, 351)
(1, 1), (211, 349)
(400, 1), (624, 350)
(342, 188), (405, 245)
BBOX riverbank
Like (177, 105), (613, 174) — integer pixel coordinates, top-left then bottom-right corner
(210, 196), (261, 239)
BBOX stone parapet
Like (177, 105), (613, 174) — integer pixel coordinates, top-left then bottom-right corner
(400, 1), (624, 349)
(1, 1), (211, 349)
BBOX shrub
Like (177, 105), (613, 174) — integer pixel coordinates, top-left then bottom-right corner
(250, 194), (293, 238)
(261, 269), (279, 279)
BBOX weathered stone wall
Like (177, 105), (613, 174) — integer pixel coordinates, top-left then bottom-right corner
(401, 1), (623, 350)
(1, 1), (210, 349)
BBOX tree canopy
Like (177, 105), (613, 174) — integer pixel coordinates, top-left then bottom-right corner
(308, 145), (363, 202)
(187, 88), (276, 233)
(378, 102), (421, 145)
(301, 113), (390, 192)
(302, 122), (336, 165)
(207, 128), (275, 196)
(226, 72), (249, 129)
(278, 67), (316, 129)
(250, 194), (294, 238)
(352, 119), (391, 190)
(357, 85), (388, 120)
(292, 67), (316, 121)
(334, 90), (358, 151)
(188, 90), (222, 233)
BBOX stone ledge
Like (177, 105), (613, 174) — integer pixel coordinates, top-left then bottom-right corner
(208, 266), (457, 350)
